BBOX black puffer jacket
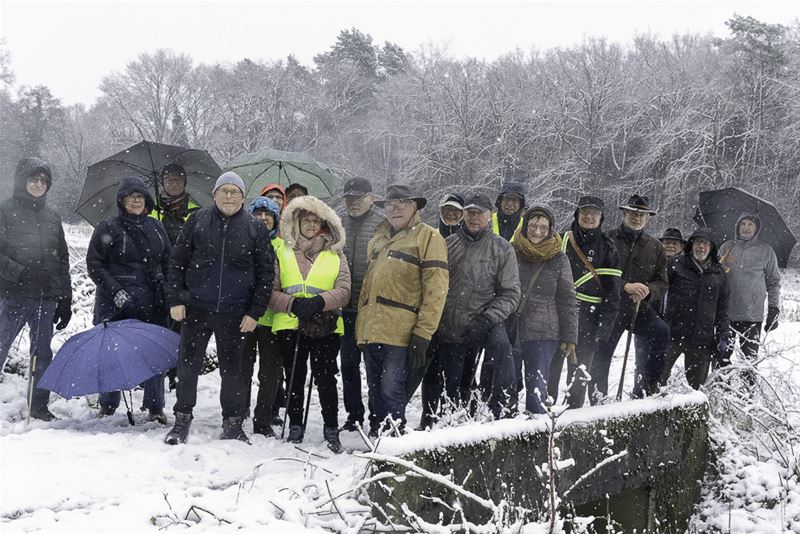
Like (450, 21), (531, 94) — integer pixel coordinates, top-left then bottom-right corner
(608, 224), (668, 320)
(664, 229), (729, 345)
(0, 158), (71, 301)
(339, 204), (383, 311)
(167, 204), (274, 318)
(86, 177), (171, 325)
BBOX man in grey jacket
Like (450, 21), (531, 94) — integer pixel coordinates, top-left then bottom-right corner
(337, 177), (383, 431)
(718, 213), (781, 383)
(410, 193), (521, 426)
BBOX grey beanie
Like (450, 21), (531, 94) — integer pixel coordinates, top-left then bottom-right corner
(213, 171), (246, 195)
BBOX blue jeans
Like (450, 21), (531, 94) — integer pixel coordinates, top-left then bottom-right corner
(520, 340), (558, 414)
(340, 310), (366, 422)
(363, 344), (407, 430)
(98, 373), (165, 412)
(0, 296), (57, 412)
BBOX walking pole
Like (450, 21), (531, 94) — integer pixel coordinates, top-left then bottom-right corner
(616, 301), (641, 402)
(281, 332), (302, 439)
(26, 293), (44, 425)
(302, 375), (314, 431)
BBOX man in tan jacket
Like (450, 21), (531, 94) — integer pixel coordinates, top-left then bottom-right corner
(357, 184), (449, 436)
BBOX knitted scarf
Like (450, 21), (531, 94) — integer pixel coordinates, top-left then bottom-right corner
(512, 229), (562, 263)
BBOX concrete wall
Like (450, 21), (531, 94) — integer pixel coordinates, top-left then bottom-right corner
(367, 392), (709, 533)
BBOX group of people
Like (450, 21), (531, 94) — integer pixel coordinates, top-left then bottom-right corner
(0, 157), (783, 454)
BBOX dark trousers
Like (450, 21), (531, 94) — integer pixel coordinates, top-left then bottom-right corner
(590, 304), (669, 403)
(0, 296), (57, 412)
(548, 303), (600, 409)
(519, 340), (559, 414)
(661, 340), (712, 389)
(724, 321), (762, 386)
(241, 325), (283, 431)
(364, 343), (408, 430)
(419, 340), (466, 420)
(173, 308), (246, 418)
(340, 310), (366, 423)
(277, 330), (340, 428)
(99, 373), (164, 412)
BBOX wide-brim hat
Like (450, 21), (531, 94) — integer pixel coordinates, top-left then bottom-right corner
(374, 184), (427, 209)
(619, 194), (657, 215)
(659, 227), (685, 243)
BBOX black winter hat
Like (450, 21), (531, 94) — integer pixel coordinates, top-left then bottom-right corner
(14, 157), (52, 196)
(117, 176), (155, 214)
(659, 227), (686, 243)
(342, 176), (373, 197)
(160, 163), (186, 179)
(576, 195), (604, 212)
(463, 193), (493, 212)
(495, 181), (526, 209)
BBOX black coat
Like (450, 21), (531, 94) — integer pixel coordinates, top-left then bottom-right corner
(167, 205), (274, 318)
(0, 158), (71, 301)
(87, 212), (172, 325)
(664, 253), (729, 345)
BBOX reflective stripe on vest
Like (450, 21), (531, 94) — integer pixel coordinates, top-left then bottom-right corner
(149, 200), (200, 222)
(257, 237), (285, 328)
(561, 232), (622, 305)
(271, 245), (344, 335)
(491, 212), (522, 242)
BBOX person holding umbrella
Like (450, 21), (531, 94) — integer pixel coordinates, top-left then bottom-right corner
(150, 163), (201, 245)
(164, 172), (274, 445)
(0, 158), (72, 421)
(268, 195), (351, 452)
(86, 176), (172, 423)
(718, 214), (781, 384)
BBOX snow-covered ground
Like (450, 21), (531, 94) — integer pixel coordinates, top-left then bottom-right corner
(1, 224), (799, 533)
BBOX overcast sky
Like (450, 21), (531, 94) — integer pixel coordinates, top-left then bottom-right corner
(1, 0), (798, 106)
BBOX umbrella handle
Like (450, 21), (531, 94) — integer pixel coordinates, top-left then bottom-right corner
(122, 390), (136, 426)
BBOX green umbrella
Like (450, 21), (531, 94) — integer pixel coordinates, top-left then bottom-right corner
(224, 149), (342, 199)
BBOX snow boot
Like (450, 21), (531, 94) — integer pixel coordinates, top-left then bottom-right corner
(340, 417), (362, 432)
(164, 412), (193, 445)
(286, 424), (304, 443)
(253, 423), (276, 438)
(98, 405), (116, 417)
(323, 426), (342, 454)
(30, 407), (58, 422)
(148, 409), (168, 425)
(221, 416), (250, 444)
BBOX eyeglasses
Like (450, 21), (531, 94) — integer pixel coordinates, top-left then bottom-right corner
(300, 217), (323, 226)
(216, 188), (243, 198)
(27, 176), (48, 185)
(384, 199), (415, 211)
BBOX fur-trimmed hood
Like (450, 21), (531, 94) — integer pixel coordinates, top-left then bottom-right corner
(281, 195), (346, 253)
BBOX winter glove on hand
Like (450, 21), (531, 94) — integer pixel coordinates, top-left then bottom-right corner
(113, 290), (133, 310)
(53, 299), (72, 331)
(560, 342), (577, 365)
(291, 296), (325, 319)
(765, 307), (779, 332)
(408, 335), (430, 370)
(19, 267), (50, 291)
(464, 315), (492, 348)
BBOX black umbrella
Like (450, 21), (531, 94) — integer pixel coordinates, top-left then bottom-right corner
(76, 141), (222, 227)
(693, 187), (797, 268)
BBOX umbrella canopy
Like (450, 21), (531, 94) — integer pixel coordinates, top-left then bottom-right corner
(693, 187), (797, 268)
(77, 140), (222, 227)
(38, 319), (179, 398)
(224, 148), (342, 199)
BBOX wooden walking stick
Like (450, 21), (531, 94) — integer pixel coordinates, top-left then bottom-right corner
(616, 301), (641, 402)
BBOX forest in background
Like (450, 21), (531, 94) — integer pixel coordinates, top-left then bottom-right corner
(1, 15), (799, 249)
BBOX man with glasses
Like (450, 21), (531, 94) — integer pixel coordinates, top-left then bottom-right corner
(151, 164), (201, 245)
(356, 184), (449, 436)
(165, 172), (274, 445)
(0, 158), (72, 421)
(337, 177), (383, 432)
(491, 180), (526, 242)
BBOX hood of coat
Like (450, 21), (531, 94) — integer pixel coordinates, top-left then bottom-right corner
(522, 204), (557, 239)
(494, 181), (526, 210)
(735, 212), (762, 240)
(116, 176), (156, 215)
(13, 157), (53, 201)
(281, 195), (345, 253)
(260, 183), (287, 210)
(248, 196), (281, 240)
(685, 227), (720, 267)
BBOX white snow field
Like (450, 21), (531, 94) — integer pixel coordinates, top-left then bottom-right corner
(1, 224), (798, 533)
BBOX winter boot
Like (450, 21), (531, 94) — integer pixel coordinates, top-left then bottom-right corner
(340, 417), (362, 432)
(253, 423), (276, 438)
(286, 425), (304, 443)
(164, 412), (193, 445)
(98, 405), (116, 417)
(221, 416), (251, 444)
(30, 407), (58, 422)
(148, 409), (168, 425)
(323, 426), (342, 454)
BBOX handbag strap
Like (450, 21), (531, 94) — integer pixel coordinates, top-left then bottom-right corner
(566, 231), (602, 288)
(518, 260), (547, 314)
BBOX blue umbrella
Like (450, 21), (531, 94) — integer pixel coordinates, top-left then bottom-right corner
(38, 319), (179, 399)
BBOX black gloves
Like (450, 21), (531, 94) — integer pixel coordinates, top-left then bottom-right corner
(765, 307), (779, 332)
(53, 299), (72, 330)
(291, 296), (325, 319)
(19, 267), (50, 291)
(463, 315), (492, 348)
(408, 335), (430, 369)
(113, 290), (135, 311)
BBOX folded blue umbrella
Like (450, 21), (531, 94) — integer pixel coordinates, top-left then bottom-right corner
(38, 319), (179, 399)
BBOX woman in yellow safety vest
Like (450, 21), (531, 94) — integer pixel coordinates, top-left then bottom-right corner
(268, 195), (351, 453)
(242, 196), (284, 438)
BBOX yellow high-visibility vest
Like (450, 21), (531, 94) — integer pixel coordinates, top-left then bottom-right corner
(149, 199), (200, 222)
(271, 245), (344, 335)
(491, 212), (523, 242)
(257, 237), (284, 328)
(560, 231), (622, 304)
